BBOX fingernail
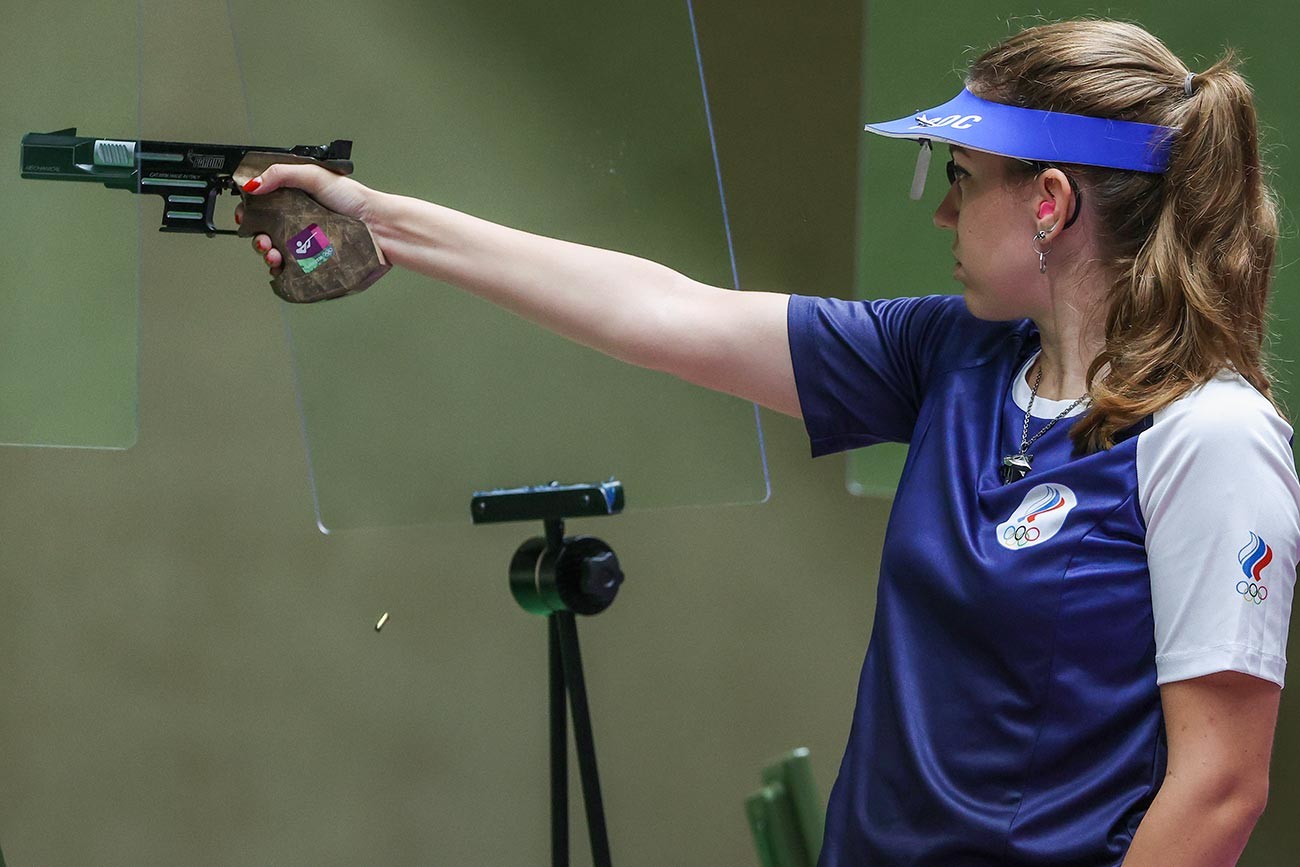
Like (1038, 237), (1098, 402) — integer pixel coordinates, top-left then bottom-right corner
(242, 178), (262, 193)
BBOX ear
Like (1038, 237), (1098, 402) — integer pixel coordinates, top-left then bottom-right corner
(1033, 167), (1077, 239)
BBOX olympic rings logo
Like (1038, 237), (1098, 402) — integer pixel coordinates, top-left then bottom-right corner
(996, 483), (1076, 551)
(1236, 580), (1269, 605)
(1002, 524), (1041, 547)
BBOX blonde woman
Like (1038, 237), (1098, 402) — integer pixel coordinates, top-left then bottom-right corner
(240, 19), (1296, 866)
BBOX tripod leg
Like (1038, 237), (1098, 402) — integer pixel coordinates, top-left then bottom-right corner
(555, 611), (613, 867)
(550, 615), (569, 867)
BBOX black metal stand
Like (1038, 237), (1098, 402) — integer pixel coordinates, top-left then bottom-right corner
(472, 482), (625, 867)
(549, 610), (612, 866)
(542, 518), (615, 867)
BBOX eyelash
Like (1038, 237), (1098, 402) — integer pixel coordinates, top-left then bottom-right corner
(946, 160), (969, 186)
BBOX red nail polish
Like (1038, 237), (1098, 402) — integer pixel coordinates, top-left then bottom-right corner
(242, 178), (262, 193)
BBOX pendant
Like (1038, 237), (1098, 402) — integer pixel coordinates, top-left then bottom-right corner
(1000, 453), (1033, 485)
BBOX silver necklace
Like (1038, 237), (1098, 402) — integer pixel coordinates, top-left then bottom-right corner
(1000, 366), (1089, 485)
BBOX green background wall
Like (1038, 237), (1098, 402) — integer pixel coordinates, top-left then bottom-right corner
(0, 2), (1295, 866)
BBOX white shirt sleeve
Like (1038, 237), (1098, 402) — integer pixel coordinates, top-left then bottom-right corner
(1136, 372), (1300, 687)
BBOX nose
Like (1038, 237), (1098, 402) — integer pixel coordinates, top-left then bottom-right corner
(933, 185), (958, 230)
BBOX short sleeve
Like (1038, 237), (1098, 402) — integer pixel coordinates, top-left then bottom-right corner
(1137, 374), (1300, 687)
(787, 294), (999, 457)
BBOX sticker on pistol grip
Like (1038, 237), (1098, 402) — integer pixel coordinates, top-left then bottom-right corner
(289, 223), (336, 274)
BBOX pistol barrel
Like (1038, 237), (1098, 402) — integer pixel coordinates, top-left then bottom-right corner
(21, 129), (139, 190)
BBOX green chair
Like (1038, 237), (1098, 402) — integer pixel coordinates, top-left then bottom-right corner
(744, 747), (824, 867)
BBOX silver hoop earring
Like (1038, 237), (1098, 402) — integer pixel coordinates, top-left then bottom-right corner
(1031, 225), (1056, 275)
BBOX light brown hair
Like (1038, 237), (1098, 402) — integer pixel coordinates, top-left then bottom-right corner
(967, 19), (1282, 450)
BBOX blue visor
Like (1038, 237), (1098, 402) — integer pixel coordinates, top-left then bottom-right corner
(865, 89), (1176, 198)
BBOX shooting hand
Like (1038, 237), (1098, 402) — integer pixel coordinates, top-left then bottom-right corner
(233, 162), (378, 276)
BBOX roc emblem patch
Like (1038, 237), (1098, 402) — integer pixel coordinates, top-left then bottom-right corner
(997, 483), (1077, 550)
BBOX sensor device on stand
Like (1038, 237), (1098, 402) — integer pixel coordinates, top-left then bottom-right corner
(471, 479), (627, 867)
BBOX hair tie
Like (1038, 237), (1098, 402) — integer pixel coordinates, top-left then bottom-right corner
(1184, 72), (1197, 97)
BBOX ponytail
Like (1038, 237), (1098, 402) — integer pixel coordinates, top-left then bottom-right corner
(968, 22), (1282, 450)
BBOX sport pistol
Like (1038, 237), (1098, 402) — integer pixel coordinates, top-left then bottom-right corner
(21, 128), (390, 302)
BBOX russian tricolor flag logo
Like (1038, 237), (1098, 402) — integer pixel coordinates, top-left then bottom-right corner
(1236, 532), (1272, 604)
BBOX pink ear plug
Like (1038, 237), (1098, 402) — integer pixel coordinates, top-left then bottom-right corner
(1038, 201), (1056, 220)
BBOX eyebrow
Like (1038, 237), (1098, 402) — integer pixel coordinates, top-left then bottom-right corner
(949, 145), (971, 158)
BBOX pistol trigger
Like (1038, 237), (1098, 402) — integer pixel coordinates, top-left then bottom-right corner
(200, 184), (241, 236)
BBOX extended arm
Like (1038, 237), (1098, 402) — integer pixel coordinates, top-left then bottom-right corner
(238, 164), (801, 418)
(1121, 671), (1279, 866)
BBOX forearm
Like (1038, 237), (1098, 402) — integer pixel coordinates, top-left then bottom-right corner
(1122, 777), (1265, 867)
(366, 191), (720, 374)
(242, 165), (798, 413)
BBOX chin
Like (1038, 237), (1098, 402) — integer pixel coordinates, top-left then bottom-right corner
(960, 290), (1022, 323)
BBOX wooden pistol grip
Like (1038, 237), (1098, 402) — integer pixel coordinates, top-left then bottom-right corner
(236, 188), (390, 303)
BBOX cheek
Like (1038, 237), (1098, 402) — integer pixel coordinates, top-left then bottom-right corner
(960, 203), (1027, 271)
(956, 208), (995, 262)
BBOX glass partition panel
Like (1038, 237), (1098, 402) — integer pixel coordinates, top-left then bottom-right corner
(228, 0), (768, 529)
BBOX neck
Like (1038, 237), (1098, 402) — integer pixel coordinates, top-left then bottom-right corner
(1030, 297), (1107, 400)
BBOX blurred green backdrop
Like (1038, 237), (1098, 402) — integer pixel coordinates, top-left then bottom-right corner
(0, 2), (1295, 866)
(0, 0), (139, 448)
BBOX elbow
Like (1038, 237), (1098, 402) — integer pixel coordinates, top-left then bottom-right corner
(1222, 767), (1269, 823)
(1237, 778), (1269, 826)
(607, 274), (717, 379)
(1189, 770), (1270, 833)
(1225, 787), (1269, 846)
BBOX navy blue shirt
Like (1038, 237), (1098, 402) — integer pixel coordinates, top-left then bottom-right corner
(788, 294), (1298, 866)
